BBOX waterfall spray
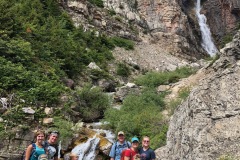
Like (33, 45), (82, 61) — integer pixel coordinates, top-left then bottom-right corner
(196, 0), (218, 56)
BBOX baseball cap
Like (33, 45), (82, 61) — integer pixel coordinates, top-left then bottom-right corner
(131, 137), (139, 143)
(118, 131), (125, 136)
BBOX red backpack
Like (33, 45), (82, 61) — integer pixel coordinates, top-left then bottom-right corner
(120, 148), (132, 160)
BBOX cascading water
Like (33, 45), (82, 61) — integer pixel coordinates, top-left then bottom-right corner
(196, 0), (218, 56)
(65, 122), (115, 160)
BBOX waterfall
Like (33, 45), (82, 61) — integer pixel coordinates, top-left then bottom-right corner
(65, 122), (115, 160)
(196, 0), (218, 56)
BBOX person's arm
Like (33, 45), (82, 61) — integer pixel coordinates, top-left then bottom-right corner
(109, 143), (116, 160)
(25, 144), (33, 160)
(124, 156), (130, 160)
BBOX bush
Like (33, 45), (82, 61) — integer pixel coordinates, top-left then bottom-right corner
(116, 63), (131, 77)
(88, 0), (104, 8)
(48, 117), (74, 145)
(74, 84), (110, 122)
(110, 36), (134, 50)
(135, 67), (196, 88)
(103, 89), (166, 149)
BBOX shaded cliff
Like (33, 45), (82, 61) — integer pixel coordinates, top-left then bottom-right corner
(155, 29), (240, 159)
(201, 0), (240, 45)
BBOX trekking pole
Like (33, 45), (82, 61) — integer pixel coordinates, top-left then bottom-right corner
(58, 141), (61, 159)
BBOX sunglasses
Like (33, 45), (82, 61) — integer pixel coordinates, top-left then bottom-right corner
(50, 131), (59, 135)
(143, 140), (149, 143)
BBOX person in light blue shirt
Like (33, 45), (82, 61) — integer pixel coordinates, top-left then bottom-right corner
(109, 131), (131, 160)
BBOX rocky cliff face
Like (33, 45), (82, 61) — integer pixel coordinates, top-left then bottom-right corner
(60, 0), (208, 61)
(155, 29), (240, 159)
(201, 0), (240, 44)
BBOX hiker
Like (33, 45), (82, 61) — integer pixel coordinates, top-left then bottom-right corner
(25, 130), (46, 160)
(45, 130), (60, 160)
(139, 136), (155, 160)
(109, 131), (131, 160)
(121, 137), (140, 160)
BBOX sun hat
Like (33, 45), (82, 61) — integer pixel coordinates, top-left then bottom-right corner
(131, 137), (139, 143)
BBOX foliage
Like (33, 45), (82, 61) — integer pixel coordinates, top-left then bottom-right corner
(218, 155), (235, 160)
(208, 54), (220, 67)
(135, 67), (196, 88)
(0, 0), (131, 107)
(74, 84), (110, 121)
(103, 88), (166, 149)
(89, 69), (113, 80)
(168, 87), (191, 115)
(110, 36), (134, 50)
(48, 116), (74, 144)
(220, 34), (233, 48)
(178, 87), (191, 100)
(116, 63), (131, 77)
(108, 9), (116, 16)
(88, 0), (104, 8)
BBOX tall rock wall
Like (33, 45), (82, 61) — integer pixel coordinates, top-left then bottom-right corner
(61, 0), (207, 61)
(155, 30), (240, 159)
(201, 0), (240, 44)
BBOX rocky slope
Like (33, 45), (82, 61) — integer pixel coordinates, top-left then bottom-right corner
(155, 29), (240, 159)
(61, 0), (208, 62)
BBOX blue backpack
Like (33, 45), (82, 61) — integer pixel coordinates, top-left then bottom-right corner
(21, 143), (37, 160)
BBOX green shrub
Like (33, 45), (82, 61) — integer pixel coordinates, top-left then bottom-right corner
(103, 89), (166, 149)
(135, 67), (196, 88)
(108, 9), (116, 16)
(116, 63), (131, 77)
(168, 87), (190, 115)
(208, 54), (220, 67)
(49, 117), (74, 145)
(110, 36), (134, 50)
(74, 84), (110, 121)
(88, 0), (104, 8)
(218, 155), (235, 160)
(90, 69), (112, 80)
(221, 34), (233, 48)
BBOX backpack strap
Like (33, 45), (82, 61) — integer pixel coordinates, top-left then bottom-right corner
(32, 143), (36, 150)
(115, 141), (130, 150)
(126, 141), (131, 148)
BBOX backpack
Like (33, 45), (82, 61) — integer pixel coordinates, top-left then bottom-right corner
(112, 141), (130, 159)
(114, 141), (130, 151)
(21, 143), (36, 160)
(120, 148), (132, 160)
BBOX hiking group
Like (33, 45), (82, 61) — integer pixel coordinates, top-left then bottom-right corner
(24, 130), (155, 160)
(109, 131), (156, 160)
(23, 130), (60, 160)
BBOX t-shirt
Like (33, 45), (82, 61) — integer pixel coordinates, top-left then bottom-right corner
(30, 144), (45, 160)
(139, 147), (156, 160)
(122, 148), (138, 160)
(109, 141), (131, 160)
(44, 141), (58, 160)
